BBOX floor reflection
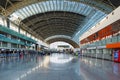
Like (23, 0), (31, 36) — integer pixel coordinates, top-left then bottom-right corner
(50, 53), (73, 64)
(79, 57), (120, 80)
(0, 54), (120, 80)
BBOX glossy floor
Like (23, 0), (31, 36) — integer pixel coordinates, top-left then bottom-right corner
(0, 53), (120, 80)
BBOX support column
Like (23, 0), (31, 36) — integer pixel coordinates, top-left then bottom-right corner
(7, 34), (11, 48)
(0, 41), (2, 48)
(18, 26), (20, 33)
(6, 18), (10, 28)
(35, 44), (38, 51)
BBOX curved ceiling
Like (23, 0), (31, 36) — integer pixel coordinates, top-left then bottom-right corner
(8, 0), (107, 41)
(44, 35), (72, 42)
(0, 0), (119, 46)
(0, 0), (119, 16)
(22, 11), (86, 39)
(8, 0), (113, 20)
(47, 37), (80, 48)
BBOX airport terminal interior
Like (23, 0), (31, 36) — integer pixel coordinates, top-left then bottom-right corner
(0, 0), (120, 80)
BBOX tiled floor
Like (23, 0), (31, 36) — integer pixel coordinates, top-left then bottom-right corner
(0, 53), (120, 80)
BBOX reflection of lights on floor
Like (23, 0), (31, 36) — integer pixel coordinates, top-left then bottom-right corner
(50, 54), (73, 64)
(16, 56), (50, 80)
(16, 62), (44, 80)
(42, 56), (50, 68)
(15, 54), (73, 80)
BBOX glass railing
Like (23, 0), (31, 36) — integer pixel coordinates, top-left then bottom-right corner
(0, 25), (36, 43)
(81, 35), (120, 48)
(0, 34), (25, 45)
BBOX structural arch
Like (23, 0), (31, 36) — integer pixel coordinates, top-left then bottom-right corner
(46, 37), (80, 48)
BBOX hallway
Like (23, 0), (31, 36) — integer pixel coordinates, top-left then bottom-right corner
(0, 54), (120, 80)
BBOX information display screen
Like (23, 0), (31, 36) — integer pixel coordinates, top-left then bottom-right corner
(114, 51), (119, 59)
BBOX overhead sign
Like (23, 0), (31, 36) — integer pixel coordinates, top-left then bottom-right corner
(97, 46), (106, 49)
(87, 47), (96, 49)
